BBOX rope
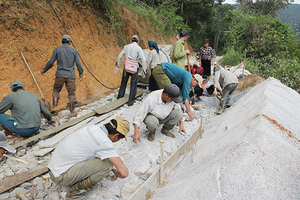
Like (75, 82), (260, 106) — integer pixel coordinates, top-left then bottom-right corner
(46, 0), (119, 89)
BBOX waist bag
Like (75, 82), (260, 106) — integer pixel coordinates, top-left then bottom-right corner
(125, 55), (138, 74)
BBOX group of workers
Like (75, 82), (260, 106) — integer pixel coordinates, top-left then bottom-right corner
(0, 31), (239, 199)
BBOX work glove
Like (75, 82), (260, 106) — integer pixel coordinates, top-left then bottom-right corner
(114, 67), (119, 74)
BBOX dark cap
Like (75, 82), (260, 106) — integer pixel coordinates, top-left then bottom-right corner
(10, 81), (23, 90)
(163, 84), (182, 103)
(180, 30), (189, 38)
(62, 35), (72, 42)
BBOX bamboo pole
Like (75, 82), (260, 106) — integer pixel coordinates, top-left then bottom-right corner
(242, 49), (247, 78)
(159, 140), (164, 185)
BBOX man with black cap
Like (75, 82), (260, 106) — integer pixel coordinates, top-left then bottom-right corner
(0, 131), (16, 159)
(172, 30), (190, 70)
(48, 116), (130, 199)
(133, 84), (186, 142)
(41, 35), (84, 116)
(114, 35), (147, 106)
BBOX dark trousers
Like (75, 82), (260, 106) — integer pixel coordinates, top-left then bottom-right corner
(53, 77), (76, 103)
(202, 60), (211, 76)
(117, 69), (138, 106)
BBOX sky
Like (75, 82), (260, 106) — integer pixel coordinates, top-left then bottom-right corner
(224, 0), (300, 4)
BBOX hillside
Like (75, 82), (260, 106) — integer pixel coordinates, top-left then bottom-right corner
(277, 4), (300, 37)
(0, 0), (176, 110)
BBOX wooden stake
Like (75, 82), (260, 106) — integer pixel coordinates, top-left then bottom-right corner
(200, 117), (203, 139)
(2, 154), (29, 165)
(242, 49), (247, 78)
(16, 192), (29, 200)
(159, 140), (164, 185)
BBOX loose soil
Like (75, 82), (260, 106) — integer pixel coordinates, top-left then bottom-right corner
(0, 0), (179, 110)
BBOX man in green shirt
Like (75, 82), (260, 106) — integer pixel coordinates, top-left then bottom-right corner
(0, 82), (54, 137)
(172, 30), (190, 70)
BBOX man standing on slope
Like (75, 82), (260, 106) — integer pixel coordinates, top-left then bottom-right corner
(133, 84), (185, 142)
(172, 30), (190, 70)
(48, 117), (130, 199)
(152, 63), (203, 121)
(213, 67), (238, 115)
(41, 35), (83, 116)
(115, 35), (147, 106)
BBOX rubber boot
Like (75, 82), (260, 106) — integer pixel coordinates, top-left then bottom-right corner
(51, 97), (59, 113)
(65, 177), (97, 200)
(69, 102), (77, 118)
(215, 100), (226, 115)
(161, 124), (175, 138)
(225, 98), (230, 108)
(147, 130), (156, 141)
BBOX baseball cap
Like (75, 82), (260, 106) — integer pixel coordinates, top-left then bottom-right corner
(193, 74), (203, 88)
(163, 84), (182, 103)
(132, 35), (139, 41)
(110, 117), (130, 141)
(180, 30), (189, 38)
(10, 81), (24, 90)
(62, 35), (72, 42)
(0, 131), (16, 153)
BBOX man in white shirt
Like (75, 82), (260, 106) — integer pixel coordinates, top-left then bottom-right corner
(48, 117), (130, 199)
(133, 84), (186, 142)
(115, 35), (147, 106)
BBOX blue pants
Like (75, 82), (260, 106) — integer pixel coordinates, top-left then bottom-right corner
(0, 114), (39, 137)
(221, 83), (238, 101)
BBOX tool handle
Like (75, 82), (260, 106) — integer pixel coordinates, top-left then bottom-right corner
(20, 52), (46, 101)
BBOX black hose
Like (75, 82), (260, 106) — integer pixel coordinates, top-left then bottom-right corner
(47, 0), (119, 89)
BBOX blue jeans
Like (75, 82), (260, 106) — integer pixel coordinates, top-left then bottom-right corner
(221, 83), (238, 101)
(0, 114), (39, 137)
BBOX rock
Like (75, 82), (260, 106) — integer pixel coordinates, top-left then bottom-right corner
(5, 167), (14, 176)
(20, 182), (33, 189)
(121, 177), (143, 199)
(134, 164), (150, 176)
(0, 193), (9, 199)
(44, 191), (60, 200)
(0, 173), (4, 180)
(10, 187), (28, 198)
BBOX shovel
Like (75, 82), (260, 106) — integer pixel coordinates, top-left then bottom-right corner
(20, 52), (51, 111)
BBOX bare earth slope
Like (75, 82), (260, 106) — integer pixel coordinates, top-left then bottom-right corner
(0, 0), (176, 110)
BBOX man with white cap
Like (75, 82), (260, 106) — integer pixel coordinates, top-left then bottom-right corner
(133, 84), (185, 142)
(0, 131), (16, 159)
(41, 35), (84, 116)
(0, 81), (54, 137)
(152, 62), (203, 120)
(114, 35), (147, 106)
(48, 116), (130, 199)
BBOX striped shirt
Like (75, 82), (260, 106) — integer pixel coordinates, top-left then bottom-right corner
(48, 125), (119, 178)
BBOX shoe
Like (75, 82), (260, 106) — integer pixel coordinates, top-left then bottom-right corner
(215, 100), (226, 115)
(51, 97), (59, 113)
(69, 102), (77, 118)
(147, 130), (155, 141)
(161, 128), (175, 138)
(65, 178), (96, 200)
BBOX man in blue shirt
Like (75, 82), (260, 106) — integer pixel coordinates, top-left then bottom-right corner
(152, 63), (203, 120)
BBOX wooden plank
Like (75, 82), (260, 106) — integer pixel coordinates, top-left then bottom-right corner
(94, 89), (144, 115)
(0, 163), (49, 194)
(11, 91), (144, 149)
(128, 126), (201, 200)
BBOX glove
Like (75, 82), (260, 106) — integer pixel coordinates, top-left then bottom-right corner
(114, 67), (119, 74)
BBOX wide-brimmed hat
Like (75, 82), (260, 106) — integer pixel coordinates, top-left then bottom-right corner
(0, 131), (16, 153)
(110, 117), (130, 140)
(193, 74), (203, 88)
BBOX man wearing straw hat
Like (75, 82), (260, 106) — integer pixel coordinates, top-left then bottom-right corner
(48, 116), (130, 199)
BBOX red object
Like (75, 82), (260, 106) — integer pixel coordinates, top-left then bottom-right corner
(191, 64), (203, 75)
